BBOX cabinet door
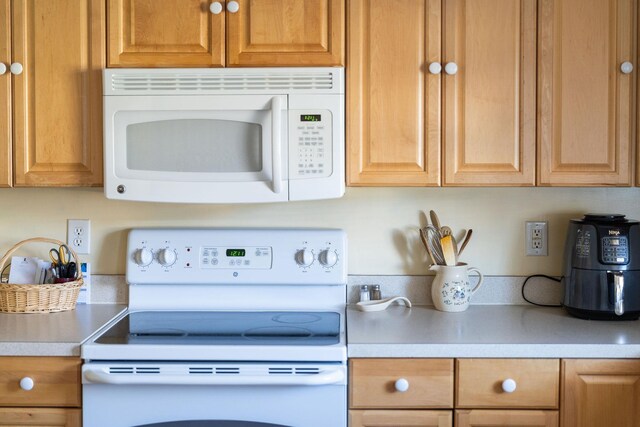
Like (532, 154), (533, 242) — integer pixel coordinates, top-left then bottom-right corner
(350, 410), (452, 427)
(538, 0), (635, 185)
(443, 0), (536, 186)
(226, 0), (344, 66)
(456, 410), (558, 427)
(0, 408), (81, 426)
(0, 0), (9, 187)
(12, 0), (104, 186)
(108, 0), (225, 67)
(347, 0), (441, 186)
(562, 359), (640, 427)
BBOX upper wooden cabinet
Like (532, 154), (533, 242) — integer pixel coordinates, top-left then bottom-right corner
(1, 0), (104, 187)
(537, 0), (635, 186)
(0, 0), (11, 187)
(348, 0), (637, 187)
(108, 0), (344, 67)
(443, 0), (536, 186)
(562, 359), (640, 427)
(347, 0), (536, 186)
(347, 0), (441, 186)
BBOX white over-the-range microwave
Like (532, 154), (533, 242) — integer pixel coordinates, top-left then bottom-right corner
(103, 67), (344, 203)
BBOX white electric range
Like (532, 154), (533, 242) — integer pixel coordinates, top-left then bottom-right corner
(81, 228), (347, 427)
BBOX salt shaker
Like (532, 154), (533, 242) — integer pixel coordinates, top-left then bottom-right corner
(359, 285), (370, 302)
(370, 285), (382, 300)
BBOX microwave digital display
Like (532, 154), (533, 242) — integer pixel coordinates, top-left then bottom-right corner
(301, 114), (321, 122)
(226, 249), (246, 257)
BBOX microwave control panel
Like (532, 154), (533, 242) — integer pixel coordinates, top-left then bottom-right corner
(290, 110), (332, 179)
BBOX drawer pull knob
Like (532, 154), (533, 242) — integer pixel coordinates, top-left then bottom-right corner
(394, 378), (409, 392)
(501, 378), (517, 393)
(19, 377), (34, 391)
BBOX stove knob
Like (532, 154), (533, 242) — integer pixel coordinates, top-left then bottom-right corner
(295, 249), (314, 267)
(318, 250), (338, 267)
(157, 248), (177, 267)
(134, 248), (153, 267)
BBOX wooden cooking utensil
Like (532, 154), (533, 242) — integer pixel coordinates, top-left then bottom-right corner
(420, 228), (437, 265)
(440, 235), (457, 266)
(429, 210), (442, 231)
(458, 229), (473, 255)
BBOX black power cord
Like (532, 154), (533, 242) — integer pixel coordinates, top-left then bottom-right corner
(521, 274), (563, 307)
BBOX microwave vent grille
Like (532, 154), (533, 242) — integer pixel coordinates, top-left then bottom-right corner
(110, 72), (335, 92)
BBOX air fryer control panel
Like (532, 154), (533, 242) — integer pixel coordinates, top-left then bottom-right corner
(601, 236), (629, 264)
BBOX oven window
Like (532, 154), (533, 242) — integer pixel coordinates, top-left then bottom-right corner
(137, 422), (290, 427)
(126, 119), (262, 173)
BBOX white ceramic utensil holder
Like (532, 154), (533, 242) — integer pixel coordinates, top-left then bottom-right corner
(430, 263), (484, 312)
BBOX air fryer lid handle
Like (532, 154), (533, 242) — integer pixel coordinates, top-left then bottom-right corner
(584, 213), (627, 222)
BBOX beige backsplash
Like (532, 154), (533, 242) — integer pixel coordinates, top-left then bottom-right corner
(0, 186), (638, 276)
(88, 274), (563, 306)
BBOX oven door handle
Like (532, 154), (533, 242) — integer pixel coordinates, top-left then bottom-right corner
(83, 366), (345, 386)
(271, 95), (283, 194)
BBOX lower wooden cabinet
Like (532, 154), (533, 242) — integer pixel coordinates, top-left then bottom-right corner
(350, 358), (640, 427)
(456, 410), (558, 427)
(0, 357), (81, 427)
(456, 359), (559, 409)
(562, 359), (640, 427)
(350, 410), (452, 427)
(0, 408), (81, 426)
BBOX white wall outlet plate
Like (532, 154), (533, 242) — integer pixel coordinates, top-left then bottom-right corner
(67, 219), (90, 254)
(526, 221), (548, 256)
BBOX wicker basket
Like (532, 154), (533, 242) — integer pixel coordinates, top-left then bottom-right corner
(0, 237), (83, 313)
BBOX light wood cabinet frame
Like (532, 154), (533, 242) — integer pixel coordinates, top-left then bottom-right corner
(12, 0), (104, 186)
(347, 0), (441, 186)
(537, 0), (636, 186)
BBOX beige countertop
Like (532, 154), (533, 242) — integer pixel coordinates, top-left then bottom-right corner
(347, 305), (640, 358)
(0, 304), (127, 356)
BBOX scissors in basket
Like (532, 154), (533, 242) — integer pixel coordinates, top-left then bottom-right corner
(49, 244), (72, 278)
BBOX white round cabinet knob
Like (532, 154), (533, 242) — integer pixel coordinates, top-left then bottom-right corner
(428, 62), (442, 75)
(209, 2), (223, 14)
(444, 62), (458, 75)
(502, 378), (517, 393)
(157, 248), (177, 267)
(134, 248), (153, 267)
(295, 249), (314, 267)
(621, 61), (634, 74)
(10, 62), (23, 75)
(227, 1), (240, 13)
(0, 63), (6, 75)
(19, 377), (34, 391)
(395, 378), (409, 392)
(318, 250), (338, 268)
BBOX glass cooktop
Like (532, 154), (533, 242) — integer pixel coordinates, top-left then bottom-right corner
(96, 311), (341, 346)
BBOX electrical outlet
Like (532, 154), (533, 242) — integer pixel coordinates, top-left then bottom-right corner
(67, 219), (90, 254)
(526, 221), (548, 256)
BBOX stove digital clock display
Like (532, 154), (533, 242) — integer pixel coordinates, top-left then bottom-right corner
(226, 249), (246, 257)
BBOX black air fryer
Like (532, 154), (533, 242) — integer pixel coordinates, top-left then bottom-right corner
(563, 213), (640, 320)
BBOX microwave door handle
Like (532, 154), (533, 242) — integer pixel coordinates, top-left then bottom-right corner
(271, 96), (283, 194)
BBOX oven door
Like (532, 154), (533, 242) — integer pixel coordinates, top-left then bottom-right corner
(104, 95), (288, 203)
(82, 362), (346, 427)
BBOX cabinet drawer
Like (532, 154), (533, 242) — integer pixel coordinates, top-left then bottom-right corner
(350, 409), (452, 426)
(456, 359), (559, 409)
(350, 359), (454, 408)
(0, 357), (81, 407)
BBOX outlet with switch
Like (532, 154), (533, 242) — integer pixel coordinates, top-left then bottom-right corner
(67, 219), (90, 254)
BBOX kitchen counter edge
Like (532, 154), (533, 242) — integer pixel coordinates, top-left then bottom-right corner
(347, 304), (640, 358)
(0, 304), (127, 357)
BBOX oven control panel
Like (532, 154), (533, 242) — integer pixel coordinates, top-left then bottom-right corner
(200, 246), (272, 269)
(127, 228), (347, 285)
